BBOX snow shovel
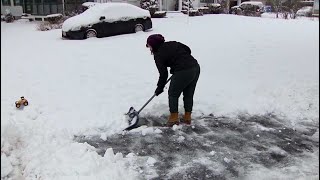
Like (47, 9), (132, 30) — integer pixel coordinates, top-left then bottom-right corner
(124, 76), (172, 131)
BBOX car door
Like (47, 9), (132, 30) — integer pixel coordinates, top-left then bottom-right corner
(93, 20), (106, 37)
(95, 16), (116, 37)
(110, 20), (123, 36)
(111, 18), (132, 35)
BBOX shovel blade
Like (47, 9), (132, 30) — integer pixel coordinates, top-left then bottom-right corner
(124, 107), (139, 131)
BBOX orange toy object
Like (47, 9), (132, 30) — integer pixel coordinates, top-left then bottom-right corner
(15, 96), (29, 108)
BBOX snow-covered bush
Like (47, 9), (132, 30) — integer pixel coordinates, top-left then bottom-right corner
(140, 0), (166, 18)
(37, 21), (63, 31)
(46, 14), (63, 24)
(182, 0), (194, 11)
(140, 0), (159, 13)
(37, 14), (68, 31)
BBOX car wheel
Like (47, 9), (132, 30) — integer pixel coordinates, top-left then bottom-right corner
(23, 101), (28, 106)
(134, 24), (144, 33)
(86, 29), (97, 39)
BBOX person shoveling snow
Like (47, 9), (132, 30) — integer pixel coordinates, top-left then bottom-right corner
(125, 34), (200, 130)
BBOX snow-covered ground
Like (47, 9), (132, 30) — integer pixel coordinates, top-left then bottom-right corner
(1, 13), (319, 179)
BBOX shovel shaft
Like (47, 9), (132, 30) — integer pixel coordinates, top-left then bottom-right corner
(137, 76), (172, 114)
(137, 94), (156, 114)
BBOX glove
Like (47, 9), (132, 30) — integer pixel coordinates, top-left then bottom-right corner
(155, 87), (164, 96)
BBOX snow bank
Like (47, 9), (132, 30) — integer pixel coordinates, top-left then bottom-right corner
(1, 154), (13, 178)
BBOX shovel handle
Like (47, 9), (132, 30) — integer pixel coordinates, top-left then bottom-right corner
(137, 76), (172, 114)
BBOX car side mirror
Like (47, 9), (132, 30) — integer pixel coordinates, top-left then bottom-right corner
(99, 16), (105, 21)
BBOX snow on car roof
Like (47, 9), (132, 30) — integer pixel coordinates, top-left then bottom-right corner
(62, 3), (151, 31)
(297, 6), (313, 14)
(82, 2), (100, 8)
(240, 1), (264, 7)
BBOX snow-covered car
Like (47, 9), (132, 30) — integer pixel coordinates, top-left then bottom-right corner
(262, 5), (272, 13)
(230, 5), (240, 14)
(238, 1), (264, 16)
(62, 3), (152, 40)
(296, 6), (313, 17)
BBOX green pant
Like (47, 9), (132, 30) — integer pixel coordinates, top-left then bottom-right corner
(168, 64), (200, 113)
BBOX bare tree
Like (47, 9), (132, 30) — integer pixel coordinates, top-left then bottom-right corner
(285, 0), (301, 19)
(270, 0), (283, 18)
(216, 0), (228, 13)
(226, 0), (230, 13)
(267, 0), (302, 19)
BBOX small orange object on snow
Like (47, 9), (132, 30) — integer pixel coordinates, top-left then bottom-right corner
(15, 96), (29, 108)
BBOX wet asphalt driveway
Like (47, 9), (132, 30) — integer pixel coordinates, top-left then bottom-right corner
(75, 114), (319, 179)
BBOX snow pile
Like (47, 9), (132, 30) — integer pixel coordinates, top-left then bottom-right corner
(223, 157), (231, 163)
(1, 154), (13, 178)
(0, 106), (139, 179)
(177, 135), (185, 142)
(146, 157), (157, 166)
(100, 133), (107, 140)
(172, 125), (182, 131)
(311, 130), (319, 142)
(129, 126), (163, 135)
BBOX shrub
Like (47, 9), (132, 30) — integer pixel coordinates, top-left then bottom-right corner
(182, 0), (194, 11)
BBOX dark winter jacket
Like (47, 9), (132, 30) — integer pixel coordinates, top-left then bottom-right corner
(153, 41), (199, 89)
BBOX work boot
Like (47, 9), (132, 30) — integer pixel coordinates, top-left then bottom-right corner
(181, 112), (191, 125)
(167, 112), (179, 127)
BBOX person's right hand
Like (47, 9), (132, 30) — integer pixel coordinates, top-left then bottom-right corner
(155, 87), (164, 96)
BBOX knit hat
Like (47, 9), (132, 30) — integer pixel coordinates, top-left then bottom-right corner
(146, 34), (165, 52)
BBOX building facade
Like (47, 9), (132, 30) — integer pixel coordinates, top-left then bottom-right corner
(313, 0), (319, 15)
(1, 0), (272, 16)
